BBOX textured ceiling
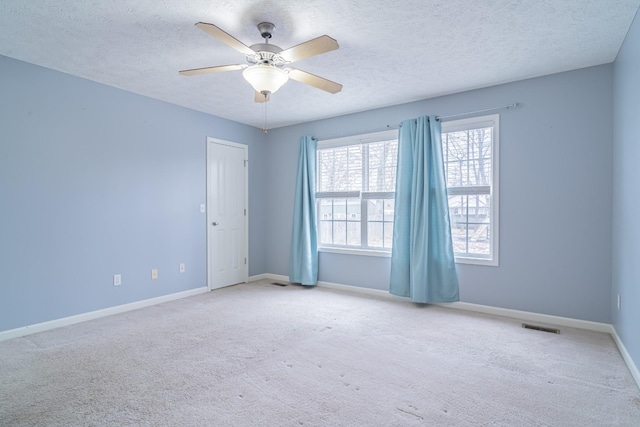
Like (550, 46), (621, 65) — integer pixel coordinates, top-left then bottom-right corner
(1, 1), (638, 129)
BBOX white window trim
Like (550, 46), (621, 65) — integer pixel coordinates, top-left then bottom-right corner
(441, 114), (500, 267)
(317, 129), (398, 149)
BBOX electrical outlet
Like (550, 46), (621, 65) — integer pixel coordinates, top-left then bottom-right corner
(113, 274), (122, 286)
(151, 269), (158, 280)
(617, 293), (621, 311)
(179, 263), (185, 273)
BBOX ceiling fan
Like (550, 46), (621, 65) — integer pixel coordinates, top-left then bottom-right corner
(179, 22), (343, 102)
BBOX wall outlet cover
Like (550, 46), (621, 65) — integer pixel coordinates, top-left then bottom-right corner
(113, 274), (122, 286)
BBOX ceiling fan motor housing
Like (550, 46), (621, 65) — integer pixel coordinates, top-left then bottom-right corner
(249, 23), (286, 66)
(257, 22), (275, 39)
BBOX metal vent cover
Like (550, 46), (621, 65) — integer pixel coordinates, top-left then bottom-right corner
(522, 323), (560, 334)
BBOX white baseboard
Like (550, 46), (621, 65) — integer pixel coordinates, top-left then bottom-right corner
(248, 273), (269, 282)
(434, 301), (612, 333)
(257, 273), (396, 299)
(0, 287), (209, 343)
(611, 327), (640, 391)
(270, 274), (612, 333)
(253, 273), (288, 283)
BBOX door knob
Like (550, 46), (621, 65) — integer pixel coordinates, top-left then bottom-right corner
(212, 222), (219, 226)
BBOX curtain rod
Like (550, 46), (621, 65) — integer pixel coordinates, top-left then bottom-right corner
(315, 124), (399, 141)
(436, 102), (519, 121)
(315, 102), (518, 141)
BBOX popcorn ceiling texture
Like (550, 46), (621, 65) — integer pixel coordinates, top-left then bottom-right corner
(0, 0), (638, 128)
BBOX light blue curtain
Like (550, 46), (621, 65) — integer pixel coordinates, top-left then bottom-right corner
(289, 136), (318, 285)
(389, 116), (459, 303)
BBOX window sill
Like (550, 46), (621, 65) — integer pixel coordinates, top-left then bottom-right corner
(319, 247), (391, 258)
(455, 256), (499, 267)
(317, 248), (499, 265)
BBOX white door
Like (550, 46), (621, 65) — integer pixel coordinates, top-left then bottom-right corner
(207, 138), (248, 290)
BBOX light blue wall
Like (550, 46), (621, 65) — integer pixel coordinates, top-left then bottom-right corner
(0, 53), (619, 331)
(266, 65), (614, 323)
(612, 10), (640, 375)
(0, 55), (266, 331)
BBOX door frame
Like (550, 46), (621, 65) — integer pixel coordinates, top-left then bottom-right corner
(206, 137), (249, 291)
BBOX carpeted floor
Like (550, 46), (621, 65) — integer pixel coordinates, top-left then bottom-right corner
(1, 280), (639, 426)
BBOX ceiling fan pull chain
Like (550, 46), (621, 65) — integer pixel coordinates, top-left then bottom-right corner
(262, 94), (268, 134)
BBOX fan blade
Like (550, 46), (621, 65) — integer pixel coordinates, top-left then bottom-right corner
(288, 68), (342, 94)
(195, 22), (255, 56)
(179, 64), (246, 76)
(280, 35), (339, 62)
(254, 91), (271, 103)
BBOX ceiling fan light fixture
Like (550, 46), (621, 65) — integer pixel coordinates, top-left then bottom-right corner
(242, 65), (289, 95)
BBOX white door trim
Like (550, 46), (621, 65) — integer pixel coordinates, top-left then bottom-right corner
(206, 137), (249, 291)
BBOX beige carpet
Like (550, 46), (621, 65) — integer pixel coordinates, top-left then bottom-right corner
(1, 280), (639, 426)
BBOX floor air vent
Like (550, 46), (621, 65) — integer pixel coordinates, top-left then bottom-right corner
(522, 323), (560, 334)
(270, 282), (288, 287)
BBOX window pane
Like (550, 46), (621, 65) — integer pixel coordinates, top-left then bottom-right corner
(347, 199), (361, 220)
(384, 222), (394, 248)
(368, 222), (383, 248)
(384, 199), (395, 221)
(319, 199), (333, 220)
(468, 194), (490, 224)
(319, 221), (333, 245)
(451, 223), (468, 255)
(468, 160), (492, 186)
(317, 146), (362, 192)
(367, 199), (383, 221)
(317, 198), (363, 247)
(444, 160), (463, 187)
(368, 140), (398, 192)
(333, 221), (346, 245)
(347, 222), (361, 246)
(470, 128), (492, 161)
(448, 194), (467, 226)
(444, 127), (493, 189)
(367, 198), (394, 249)
(333, 199), (347, 220)
(468, 224), (491, 256)
(444, 132), (469, 162)
(451, 220), (491, 257)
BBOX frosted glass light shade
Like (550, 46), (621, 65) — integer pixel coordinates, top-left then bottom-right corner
(242, 65), (289, 94)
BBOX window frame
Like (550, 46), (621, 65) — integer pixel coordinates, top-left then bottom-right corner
(441, 114), (500, 266)
(316, 129), (398, 257)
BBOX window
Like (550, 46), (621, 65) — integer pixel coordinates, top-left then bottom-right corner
(316, 130), (398, 255)
(316, 115), (499, 265)
(442, 114), (499, 266)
